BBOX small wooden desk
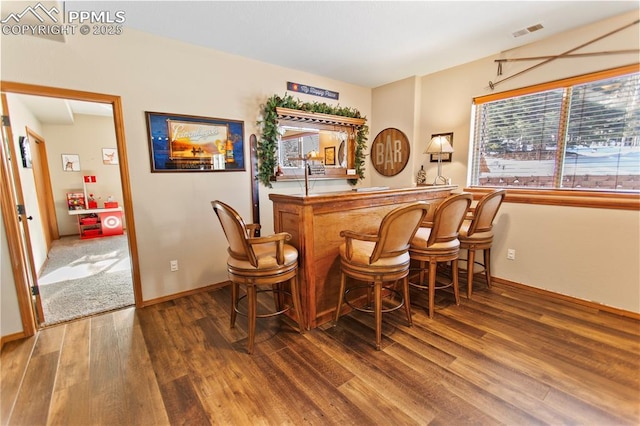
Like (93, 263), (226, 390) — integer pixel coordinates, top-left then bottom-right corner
(270, 185), (454, 328)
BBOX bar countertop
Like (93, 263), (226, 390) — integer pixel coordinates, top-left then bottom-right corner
(269, 185), (457, 205)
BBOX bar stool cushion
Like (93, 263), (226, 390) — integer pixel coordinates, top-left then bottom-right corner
(228, 243), (298, 271)
(458, 223), (493, 244)
(410, 227), (460, 253)
(339, 241), (411, 272)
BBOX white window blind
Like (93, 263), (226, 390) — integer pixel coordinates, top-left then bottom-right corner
(471, 68), (640, 192)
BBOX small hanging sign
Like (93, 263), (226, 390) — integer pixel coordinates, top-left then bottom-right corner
(287, 82), (339, 100)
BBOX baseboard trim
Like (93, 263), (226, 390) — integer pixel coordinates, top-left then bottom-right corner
(140, 281), (230, 307)
(492, 277), (640, 320)
(1, 331), (28, 348)
(140, 277), (640, 320)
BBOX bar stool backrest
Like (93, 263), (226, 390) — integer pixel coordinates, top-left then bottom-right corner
(426, 193), (473, 247)
(370, 202), (430, 263)
(467, 189), (506, 236)
(212, 200), (258, 267)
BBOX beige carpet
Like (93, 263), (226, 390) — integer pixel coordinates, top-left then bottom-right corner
(38, 234), (134, 326)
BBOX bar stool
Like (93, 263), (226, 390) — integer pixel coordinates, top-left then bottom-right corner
(334, 202), (429, 350)
(409, 193), (473, 318)
(212, 200), (305, 354)
(458, 189), (506, 298)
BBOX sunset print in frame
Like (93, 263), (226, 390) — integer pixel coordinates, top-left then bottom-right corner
(145, 111), (245, 172)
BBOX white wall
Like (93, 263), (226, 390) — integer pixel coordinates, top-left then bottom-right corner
(370, 76), (421, 188)
(42, 114), (124, 236)
(374, 10), (640, 312)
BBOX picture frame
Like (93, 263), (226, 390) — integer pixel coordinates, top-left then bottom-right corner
(429, 132), (453, 163)
(324, 146), (336, 165)
(102, 148), (119, 165)
(145, 111), (245, 172)
(62, 154), (80, 171)
(19, 136), (32, 168)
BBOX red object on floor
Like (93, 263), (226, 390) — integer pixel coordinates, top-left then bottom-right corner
(98, 210), (123, 236)
(83, 229), (101, 237)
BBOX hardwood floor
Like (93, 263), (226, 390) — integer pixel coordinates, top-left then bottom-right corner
(2, 281), (639, 425)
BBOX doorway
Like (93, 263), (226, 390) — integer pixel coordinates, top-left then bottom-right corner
(1, 82), (141, 334)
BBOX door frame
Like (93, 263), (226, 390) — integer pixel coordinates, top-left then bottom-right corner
(26, 127), (59, 253)
(1, 81), (142, 336)
(1, 93), (38, 337)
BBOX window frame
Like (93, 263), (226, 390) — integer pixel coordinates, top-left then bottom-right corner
(470, 64), (640, 211)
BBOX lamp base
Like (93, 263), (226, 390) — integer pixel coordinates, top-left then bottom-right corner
(432, 175), (448, 185)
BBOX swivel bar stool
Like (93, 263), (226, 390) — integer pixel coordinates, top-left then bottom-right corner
(409, 193), (472, 318)
(334, 202), (429, 350)
(458, 189), (506, 298)
(212, 200), (305, 354)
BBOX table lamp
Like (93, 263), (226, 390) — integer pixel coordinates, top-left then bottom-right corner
(424, 135), (454, 185)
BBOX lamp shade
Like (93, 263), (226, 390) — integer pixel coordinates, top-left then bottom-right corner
(306, 150), (323, 160)
(424, 135), (454, 154)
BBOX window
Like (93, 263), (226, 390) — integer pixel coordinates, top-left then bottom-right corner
(470, 66), (640, 192)
(278, 128), (319, 168)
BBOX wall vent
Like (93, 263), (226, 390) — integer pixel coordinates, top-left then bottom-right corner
(512, 23), (544, 38)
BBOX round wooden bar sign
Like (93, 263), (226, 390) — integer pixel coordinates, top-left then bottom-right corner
(370, 128), (410, 176)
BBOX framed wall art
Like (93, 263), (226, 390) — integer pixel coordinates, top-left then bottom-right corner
(145, 111), (245, 172)
(19, 136), (32, 168)
(62, 154), (80, 171)
(370, 127), (410, 177)
(102, 148), (119, 165)
(324, 146), (336, 165)
(429, 132), (453, 163)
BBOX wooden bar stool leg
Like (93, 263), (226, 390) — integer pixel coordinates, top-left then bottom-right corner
(484, 248), (493, 288)
(402, 276), (412, 326)
(374, 281), (382, 350)
(452, 259), (460, 305)
(247, 285), (257, 354)
(272, 282), (282, 311)
(230, 282), (239, 328)
(467, 248), (476, 299)
(428, 260), (437, 319)
(419, 260), (427, 287)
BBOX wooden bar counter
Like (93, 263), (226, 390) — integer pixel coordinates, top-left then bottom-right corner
(269, 185), (455, 329)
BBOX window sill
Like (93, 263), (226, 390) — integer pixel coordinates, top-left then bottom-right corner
(463, 187), (640, 210)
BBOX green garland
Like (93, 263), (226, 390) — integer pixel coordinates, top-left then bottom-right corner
(256, 93), (369, 188)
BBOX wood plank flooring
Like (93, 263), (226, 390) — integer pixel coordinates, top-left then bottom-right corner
(2, 281), (639, 425)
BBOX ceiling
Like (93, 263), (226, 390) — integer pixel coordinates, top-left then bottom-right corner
(87, 0), (639, 88)
(4, 1), (638, 123)
(14, 95), (113, 125)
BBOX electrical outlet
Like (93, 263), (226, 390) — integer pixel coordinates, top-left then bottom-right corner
(170, 260), (178, 271)
(507, 249), (516, 260)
